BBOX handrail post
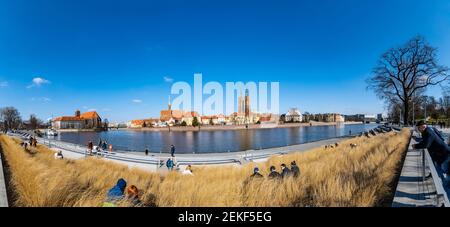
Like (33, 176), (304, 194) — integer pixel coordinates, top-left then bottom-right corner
(422, 149), (426, 183)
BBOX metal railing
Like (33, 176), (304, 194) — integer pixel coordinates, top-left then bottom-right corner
(421, 148), (450, 207)
(25, 134), (248, 166)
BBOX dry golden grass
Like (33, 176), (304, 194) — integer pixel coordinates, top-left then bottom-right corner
(0, 135), (161, 207)
(0, 128), (410, 207)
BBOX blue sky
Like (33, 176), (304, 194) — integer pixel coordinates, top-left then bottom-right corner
(1, 0), (450, 122)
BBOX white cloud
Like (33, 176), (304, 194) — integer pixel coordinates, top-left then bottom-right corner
(0, 81), (8, 87)
(164, 76), (174, 83)
(88, 108), (97, 112)
(102, 108), (111, 112)
(27, 77), (51, 88)
(31, 97), (51, 102)
(132, 99), (143, 103)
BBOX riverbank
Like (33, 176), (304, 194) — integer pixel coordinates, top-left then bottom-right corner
(49, 123), (377, 153)
(34, 133), (348, 172)
(119, 121), (364, 132)
(51, 129), (105, 132)
(0, 128), (411, 207)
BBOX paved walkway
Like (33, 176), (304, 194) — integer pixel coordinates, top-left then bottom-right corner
(0, 148), (8, 207)
(11, 132), (347, 173)
(392, 134), (438, 207)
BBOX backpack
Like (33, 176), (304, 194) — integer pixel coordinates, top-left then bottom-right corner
(432, 127), (445, 142)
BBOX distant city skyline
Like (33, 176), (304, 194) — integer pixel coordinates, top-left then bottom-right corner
(1, 0), (449, 122)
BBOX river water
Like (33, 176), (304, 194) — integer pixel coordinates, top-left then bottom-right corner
(52, 123), (378, 153)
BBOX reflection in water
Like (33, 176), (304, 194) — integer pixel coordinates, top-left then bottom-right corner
(55, 124), (378, 154)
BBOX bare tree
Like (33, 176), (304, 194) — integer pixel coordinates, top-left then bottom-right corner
(0, 107), (22, 131)
(386, 100), (403, 124)
(367, 36), (449, 125)
(29, 114), (42, 130)
(440, 94), (450, 118)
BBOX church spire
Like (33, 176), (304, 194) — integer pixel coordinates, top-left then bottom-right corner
(168, 95), (172, 111)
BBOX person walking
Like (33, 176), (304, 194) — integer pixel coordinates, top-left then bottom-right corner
(170, 145), (176, 157)
(166, 158), (174, 171)
(145, 149), (149, 156)
(87, 141), (93, 155)
(102, 141), (108, 151)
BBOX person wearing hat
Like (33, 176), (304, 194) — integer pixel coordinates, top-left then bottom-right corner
(250, 167), (263, 179)
(290, 161), (300, 178)
(413, 120), (450, 185)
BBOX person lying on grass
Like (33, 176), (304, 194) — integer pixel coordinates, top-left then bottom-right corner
(126, 185), (141, 206)
(103, 178), (127, 207)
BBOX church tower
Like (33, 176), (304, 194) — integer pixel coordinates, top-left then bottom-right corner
(168, 95), (172, 111)
(238, 90), (244, 114)
(244, 89), (251, 117)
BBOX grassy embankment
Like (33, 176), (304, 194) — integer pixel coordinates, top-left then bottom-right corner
(0, 128), (410, 207)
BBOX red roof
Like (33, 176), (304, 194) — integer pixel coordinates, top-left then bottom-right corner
(172, 110), (183, 120)
(160, 110), (172, 121)
(202, 115), (218, 120)
(131, 120), (145, 125)
(53, 111), (100, 122)
(79, 111), (100, 119)
(53, 116), (81, 121)
(183, 111), (199, 118)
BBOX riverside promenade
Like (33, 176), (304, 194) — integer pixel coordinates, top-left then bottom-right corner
(10, 132), (347, 173)
(0, 146), (8, 207)
(392, 130), (449, 207)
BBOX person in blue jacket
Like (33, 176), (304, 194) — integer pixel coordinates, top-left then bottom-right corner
(413, 121), (450, 185)
(104, 178), (127, 207)
(166, 158), (174, 171)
